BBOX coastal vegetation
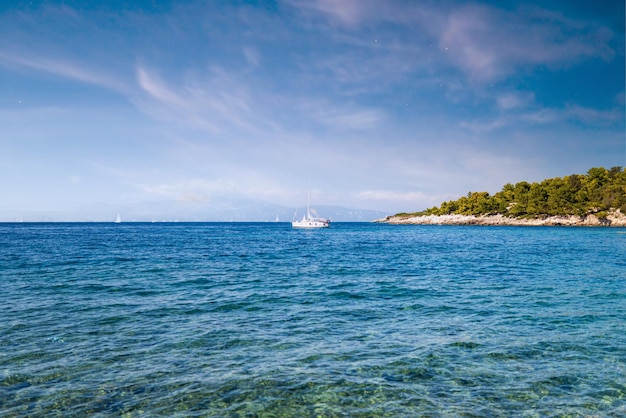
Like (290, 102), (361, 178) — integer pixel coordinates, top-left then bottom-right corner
(405, 167), (626, 220)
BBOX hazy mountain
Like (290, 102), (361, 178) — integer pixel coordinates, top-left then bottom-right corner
(1, 198), (388, 222)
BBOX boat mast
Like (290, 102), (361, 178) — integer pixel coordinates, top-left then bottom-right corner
(306, 189), (311, 220)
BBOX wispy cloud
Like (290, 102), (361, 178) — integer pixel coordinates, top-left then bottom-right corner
(462, 101), (623, 133)
(135, 170), (297, 205)
(133, 65), (263, 135)
(289, 1), (617, 83)
(242, 46), (261, 68)
(0, 50), (128, 93)
(134, 59), (388, 137)
(355, 189), (428, 202)
(521, 103), (622, 125)
(136, 67), (186, 107)
(435, 4), (615, 81)
(304, 102), (385, 130)
(460, 118), (509, 134)
(521, 108), (560, 125)
(563, 104), (624, 123)
(287, 0), (373, 26)
(496, 92), (535, 111)
(68, 175), (81, 185)
(139, 178), (239, 201)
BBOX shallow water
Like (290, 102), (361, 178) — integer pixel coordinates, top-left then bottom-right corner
(1, 222), (625, 417)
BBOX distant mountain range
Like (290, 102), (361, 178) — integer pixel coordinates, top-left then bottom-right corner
(1, 198), (388, 222)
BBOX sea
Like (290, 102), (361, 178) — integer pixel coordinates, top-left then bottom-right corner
(1, 222), (625, 417)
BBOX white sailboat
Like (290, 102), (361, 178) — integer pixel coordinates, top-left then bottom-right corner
(115, 213), (122, 224)
(292, 192), (330, 228)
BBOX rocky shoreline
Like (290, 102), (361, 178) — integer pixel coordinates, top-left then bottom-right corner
(377, 210), (626, 227)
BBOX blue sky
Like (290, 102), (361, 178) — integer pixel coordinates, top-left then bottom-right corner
(1, 0), (624, 220)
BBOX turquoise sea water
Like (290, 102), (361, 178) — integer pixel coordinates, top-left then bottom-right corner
(1, 222), (625, 417)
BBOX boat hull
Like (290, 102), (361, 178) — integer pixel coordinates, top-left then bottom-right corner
(292, 219), (330, 228)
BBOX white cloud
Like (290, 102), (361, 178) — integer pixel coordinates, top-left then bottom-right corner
(460, 118), (508, 133)
(563, 104), (623, 123)
(133, 171), (299, 206)
(133, 65), (264, 135)
(138, 178), (238, 200)
(355, 189), (428, 202)
(0, 50), (128, 93)
(290, 1), (616, 83)
(288, 0), (371, 26)
(136, 67), (186, 107)
(296, 98), (386, 131)
(520, 104), (622, 125)
(462, 99), (622, 132)
(496, 92), (535, 111)
(243, 46), (261, 68)
(435, 4), (615, 81)
(321, 108), (385, 130)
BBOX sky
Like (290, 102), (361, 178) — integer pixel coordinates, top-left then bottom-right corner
(1, 0), (624, 220)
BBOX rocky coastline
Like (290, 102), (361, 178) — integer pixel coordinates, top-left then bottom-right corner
(377, 210), (626, 227)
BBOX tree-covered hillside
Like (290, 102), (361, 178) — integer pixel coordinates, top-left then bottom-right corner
(412, 167), (626, 219)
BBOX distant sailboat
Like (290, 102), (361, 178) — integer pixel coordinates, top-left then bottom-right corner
(115, 213), (122, 224)
(292, 191), (330, 228)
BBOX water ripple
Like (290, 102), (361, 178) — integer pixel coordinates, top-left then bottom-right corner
(1, 223), (625, 416)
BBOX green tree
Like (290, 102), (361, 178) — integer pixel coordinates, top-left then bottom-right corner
(398, 167), (626, 220)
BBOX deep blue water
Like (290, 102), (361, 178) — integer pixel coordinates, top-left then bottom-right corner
(1, 222), (625, 417)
